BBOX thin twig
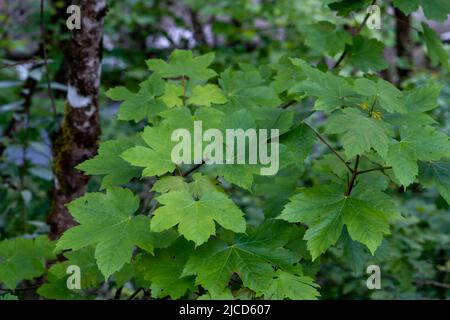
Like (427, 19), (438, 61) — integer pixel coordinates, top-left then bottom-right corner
(20, 105), (29, 232)
(128, 287), (143, 300)
(356, 166), (392, 175)
(182, 163), (204, 177)
(0, 285), (40, 292)
(305, 123), (353, 173)
(345, 155), (360, 196)
(281, 100), (296, 109)
(369, 97), (377, 115)
(0, 59), (38, 70)
(386, 12), (422, 33)
(356, 0), (377, 34)
(332, 0), (376, 70)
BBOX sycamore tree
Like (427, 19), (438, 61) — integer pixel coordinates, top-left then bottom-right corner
(0, 0), (449, 300)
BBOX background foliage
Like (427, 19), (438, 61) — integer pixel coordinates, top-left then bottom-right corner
(0, 0), (449, 300)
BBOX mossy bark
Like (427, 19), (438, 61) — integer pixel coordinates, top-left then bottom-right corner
(47, 0), (107, 239)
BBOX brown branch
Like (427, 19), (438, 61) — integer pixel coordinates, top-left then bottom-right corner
(305, 123), (354, 173)
(181, 75), (187, 106)
(182, 163), (204, 177)
(40, 0), (59, 126)
(114, 286), (123, 299)
(356, 166), (392, 175)
(189, 9), (207, 46)
(281, 100), (297, 109)
(345, 155), (360, 196)
(128, 287), (143, 300)
(0, 285), (40, 292)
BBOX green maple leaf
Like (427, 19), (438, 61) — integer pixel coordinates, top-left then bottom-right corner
(182, 221), (301, 295)
(393, 0), (420, 14)
(152, 176), (189, 193)
(114, 263), (135, 288)
(136, 239), (195, 299)
(0, 236), (56, 289)
(328, 0), (372, 16)
(219, 68), (281, 108)
(265, 270), (320, 300)
(354, 78), (406, 113)
(289, 59), (354, 111)
(188, 84), (228, 107)
(341, 229), (368, 273)
(253, 166), (305, 218)
(56, 187), (155, 279)
(216, 164), (260, 190)
(270, 55), (306, 94)
(198, 290), (235, 300)
(77, 138), (142, 189)
(159, 106), (195, 128)
(38, 272), (85, 300)
(278, 185), (401, 259)
(151, 189), (246, 246)
(421, 23), (449, 69)
(151, 171), (220, 198)
(304, 21), (351, 56)
(387, 126), (450, 187)
(213, 109), (261, 190)
(404, 85), (442, 113)
(394, 0), (450, 22)
(385, 84), (442, 126)
(106, 73), (166, 122)
(251, 107), (294, 135)
(194, 106), (226, 129)
(121, 125), (176, 177)
(347, 36), (388, 72)
(188, 173), (222, 198)
(37, 247), (103, 300)
(146, 50), (216, 81)
(418, 160), (450, 204)
(326, 108), (392, 159)
(160, 83), (184, 108)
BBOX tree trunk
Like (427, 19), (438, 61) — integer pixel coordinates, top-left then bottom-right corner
(47, 0), (106, 239)
(394, 7), (412, 83)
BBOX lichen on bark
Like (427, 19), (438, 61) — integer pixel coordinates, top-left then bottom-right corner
(47, 0), (107, 239)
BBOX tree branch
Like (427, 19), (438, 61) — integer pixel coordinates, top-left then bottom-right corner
(332, 0), (376, 69)
(0, 59), (39, 70)
(345, 155), (360, 196)
(281, 100), (297, 109)
(40, 0), (59, 126)
(128, 287), (143, 300)
(181, 75), (187, 106)
(356, 166), (392, 175)
(182, 163), (204, 177)
(305, 123), (354, 173)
